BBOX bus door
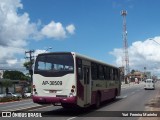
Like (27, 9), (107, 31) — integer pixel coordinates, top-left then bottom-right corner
(83, 66), (91, 106)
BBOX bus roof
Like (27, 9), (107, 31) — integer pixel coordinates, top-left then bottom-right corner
(72, 52), (119, 69)
(37, 52), (119, 69)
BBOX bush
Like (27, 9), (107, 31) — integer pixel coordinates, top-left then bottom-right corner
(0, 96), (21, 102)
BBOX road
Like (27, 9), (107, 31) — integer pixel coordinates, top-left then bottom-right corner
(0, 81), (160, 120)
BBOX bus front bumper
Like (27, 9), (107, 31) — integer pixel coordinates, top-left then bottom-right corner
(32, 95), (77, 104)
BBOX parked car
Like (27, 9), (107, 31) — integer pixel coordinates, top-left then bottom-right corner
(144, 79), (155, 90)
(24, 92), (32, 98)
(0, 92), (22, 99)
(0, 94), (4, 98)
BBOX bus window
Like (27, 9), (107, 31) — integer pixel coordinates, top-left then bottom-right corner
(99, 65), (105, 80)
(105, 67), (110, 80)
(113, 69), (116, 80)
(76, 58), (83, 80)
(91, 62), (98, 80)
(115, 69), (119, 80)
(34, 53), (74, 77)
(104, 66), (107, 80)
(110, 68), (113, 80)
(38, 62), (52, 70)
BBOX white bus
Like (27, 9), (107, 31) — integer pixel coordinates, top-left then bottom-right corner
(32, 52), (121, 108)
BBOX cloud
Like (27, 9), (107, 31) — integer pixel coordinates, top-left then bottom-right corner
(41, 21), (66, 39)
(66, 24), (75, 35)
(41, 21), (76, 39)
(34, 49), (46, 57)
(0, 0), (36, 47)
(0, 0), (75, 71)
(109, 37), (160, 75)
(7, 59), (18, 66)
(112, 0), (134, 9)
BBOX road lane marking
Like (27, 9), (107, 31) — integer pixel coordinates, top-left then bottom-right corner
(131, 92), (135, 94)
(3, 105), (41, 111)
(117, 95), (127, 99)
(67, 117), (77, 120)
(28, 104), (53, 111)
(0, 99), (32, 105)
(0, 102), (34, 109)
(122, 95), (127, 98)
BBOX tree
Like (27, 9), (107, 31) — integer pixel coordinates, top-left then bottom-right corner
(131, 69), (135, 74)
(23, 61), (33, 81)
(23, 61), (33, 70)
(3, 71), (29, 80)
(1, 80), (12, 94)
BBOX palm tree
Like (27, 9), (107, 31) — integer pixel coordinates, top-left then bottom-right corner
(1, 80), (12, 94)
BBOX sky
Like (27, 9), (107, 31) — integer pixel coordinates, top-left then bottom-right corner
(1, 0), (160, 76)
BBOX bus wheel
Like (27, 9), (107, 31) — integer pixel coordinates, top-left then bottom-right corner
(112, 89), (117, 101)
(62, 103), (76, 109)
(95, 93), (101, 109)
(62, 103), (70, 109)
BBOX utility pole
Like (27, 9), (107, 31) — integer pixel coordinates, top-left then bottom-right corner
(25, 50), (35, 82)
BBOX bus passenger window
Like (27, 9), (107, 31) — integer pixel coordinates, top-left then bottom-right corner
(99, 65), (105, 80)
(91, 63), (98, 80)
(110, 68), (113, 80)
(105, 67), (110, 80)
(76, 58), (83, 80)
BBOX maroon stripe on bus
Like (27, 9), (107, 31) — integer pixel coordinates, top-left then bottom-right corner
(77, 79), (84, 100)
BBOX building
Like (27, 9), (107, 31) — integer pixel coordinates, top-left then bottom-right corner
(0, 79), (30, 94)
(127, 71), (144, 82)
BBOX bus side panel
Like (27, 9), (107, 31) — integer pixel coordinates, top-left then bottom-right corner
(101, 89), (116, 101)
(76, 79), (85, 107)
(91, 91), (97, 105)
(77, 79), (84, 100)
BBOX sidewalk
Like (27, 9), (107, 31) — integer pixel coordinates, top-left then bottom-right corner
(121, 81), (143, 88)
(138, 81), (160, 120)
(145, 86), (160, 111)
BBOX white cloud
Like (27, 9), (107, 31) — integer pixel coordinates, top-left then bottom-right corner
(7, 59), (18, 66)
(34, 49), (46, 57)
(110, 37), (160, 75)
(41, 21), (66, 39)
(41, 21), (76, 39)
(0, 0), (37, 47)
(0, 0), (75, 71)
(66, 24), (75, 35)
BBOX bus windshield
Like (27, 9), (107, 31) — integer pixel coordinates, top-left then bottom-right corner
(34, 53), (74, 77)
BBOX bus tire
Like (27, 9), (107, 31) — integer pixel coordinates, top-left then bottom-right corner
(95, 93), (101, 109)
(112, 89), (117, 101)
(61, 103), (70, 109)
(61, 103), (76, 109)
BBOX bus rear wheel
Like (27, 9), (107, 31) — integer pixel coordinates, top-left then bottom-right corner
(61, 103), (77, 109)
(61, 103), (71, 109)
(112, 89), (117, 101)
